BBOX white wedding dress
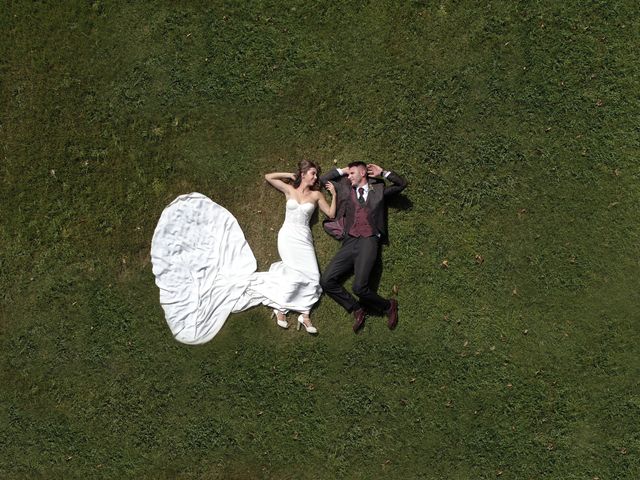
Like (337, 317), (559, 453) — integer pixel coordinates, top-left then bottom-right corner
(151, 193), (321, 344)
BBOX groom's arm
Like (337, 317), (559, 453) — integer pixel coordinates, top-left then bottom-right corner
(367, 164), (407, 197)
(383, 171), (408, 197)
(319, 167), (346, 184)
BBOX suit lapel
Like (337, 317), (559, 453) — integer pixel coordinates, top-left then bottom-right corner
(366, 179), (379, 206)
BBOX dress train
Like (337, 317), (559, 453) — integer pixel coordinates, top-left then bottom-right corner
(151, 193), (321, 344)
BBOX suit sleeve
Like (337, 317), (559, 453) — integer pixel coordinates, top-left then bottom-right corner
(383, 171), (408, 197)
(319, 167), (344, 184)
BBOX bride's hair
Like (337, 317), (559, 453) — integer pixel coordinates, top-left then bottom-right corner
(293, 160), (321, 190)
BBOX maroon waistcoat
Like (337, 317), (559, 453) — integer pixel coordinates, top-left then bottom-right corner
(348, 188), (375, 237)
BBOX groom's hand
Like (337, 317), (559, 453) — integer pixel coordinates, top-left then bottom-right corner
(367, 164), (383, 177)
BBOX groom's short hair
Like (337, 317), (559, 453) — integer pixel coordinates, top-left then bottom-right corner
(348, 161), (367, 170)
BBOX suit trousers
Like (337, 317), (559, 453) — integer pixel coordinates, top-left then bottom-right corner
(320, 236), (390, 314)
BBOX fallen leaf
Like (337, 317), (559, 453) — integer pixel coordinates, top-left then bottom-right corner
(441, 259), (449, 269)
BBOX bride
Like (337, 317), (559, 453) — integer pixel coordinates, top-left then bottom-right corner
(150, 160), (335, 344)
(264, 160), (336, 333)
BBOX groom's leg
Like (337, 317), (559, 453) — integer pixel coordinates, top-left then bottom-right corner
(320, 237), (359, 312)
(352, 237), (391, 313)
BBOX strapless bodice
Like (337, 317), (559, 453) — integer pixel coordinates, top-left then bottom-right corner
(284, 198), (315, 227)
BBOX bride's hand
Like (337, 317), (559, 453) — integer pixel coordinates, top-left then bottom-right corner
(325, 182), (335, 195)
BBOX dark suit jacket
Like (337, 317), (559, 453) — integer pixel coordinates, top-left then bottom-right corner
(320, 168), (407, 244)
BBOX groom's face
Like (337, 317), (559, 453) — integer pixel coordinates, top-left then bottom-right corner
(347, 166), (367, 187)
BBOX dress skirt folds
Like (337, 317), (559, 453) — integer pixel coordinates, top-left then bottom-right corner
(151, 193), (321, 344)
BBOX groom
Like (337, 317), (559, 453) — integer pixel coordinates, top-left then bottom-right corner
(320, 162), (407, 333)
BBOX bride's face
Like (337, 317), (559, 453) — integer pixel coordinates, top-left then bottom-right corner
(302, 168), (318, 186)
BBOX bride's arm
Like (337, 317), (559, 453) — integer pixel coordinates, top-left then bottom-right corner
(316, 182), (337, 218)
(265, 172), (295, 194)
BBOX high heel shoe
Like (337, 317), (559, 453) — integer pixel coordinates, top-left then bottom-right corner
(297, 314), (318, 334)
(271, 309), (289, 329)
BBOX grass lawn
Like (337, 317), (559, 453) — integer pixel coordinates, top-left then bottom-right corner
(1, 1), (639, 478)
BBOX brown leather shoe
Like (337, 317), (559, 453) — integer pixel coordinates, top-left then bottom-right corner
(352, 308), (366, 333)
(387, 299), (398, 330)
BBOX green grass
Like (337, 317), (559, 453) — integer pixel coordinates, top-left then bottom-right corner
(1, 1), (639, 478)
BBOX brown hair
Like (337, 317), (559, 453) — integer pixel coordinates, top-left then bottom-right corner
(348, 161), (367, 169)
(293, 160), (321, 190)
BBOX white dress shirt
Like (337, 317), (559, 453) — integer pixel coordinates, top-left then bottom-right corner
(336, 168), (390, 202)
